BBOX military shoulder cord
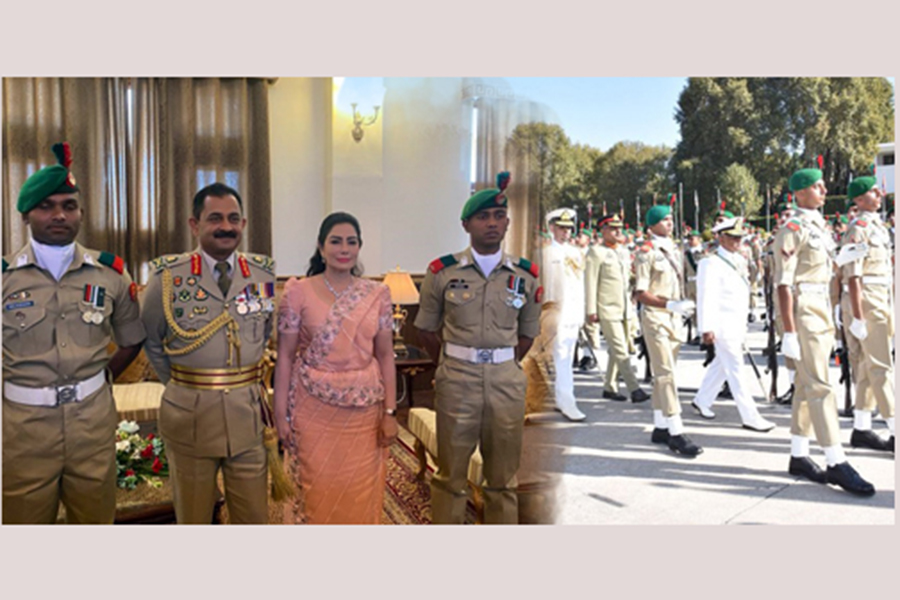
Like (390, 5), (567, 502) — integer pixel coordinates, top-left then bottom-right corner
(160, 268), (242, 367)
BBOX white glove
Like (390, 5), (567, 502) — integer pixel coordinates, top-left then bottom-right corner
(833, 304), (841, 327)
(849, 317), (868, 340)
(666, 299), (696, 317)
(782, 332), (801, 360)
(834, 242), (869, 267)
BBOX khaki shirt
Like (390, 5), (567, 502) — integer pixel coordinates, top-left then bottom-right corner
(773, 210), (835, 287)
(841, 211), (892, 280)
(414, 247), (541, 348)
(585, 243), (631, 322)
(2, 242), (145, 388)
(140, 248), (275, 457)
(634, 237), (683, 313)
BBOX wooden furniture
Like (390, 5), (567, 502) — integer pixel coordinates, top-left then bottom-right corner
(395, 345), (433, 407)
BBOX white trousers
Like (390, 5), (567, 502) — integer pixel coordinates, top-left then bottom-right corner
(552, 322), (580, 411)
(693, 336), (763, 424)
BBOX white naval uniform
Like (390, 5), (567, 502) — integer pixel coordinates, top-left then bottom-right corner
(693, 246), (769, 426)
(541, 239), (585, 413)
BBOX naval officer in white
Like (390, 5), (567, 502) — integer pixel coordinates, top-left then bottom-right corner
(691, 217), (776, 432)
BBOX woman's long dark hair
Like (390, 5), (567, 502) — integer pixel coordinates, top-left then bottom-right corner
(306, 212), (364, 277)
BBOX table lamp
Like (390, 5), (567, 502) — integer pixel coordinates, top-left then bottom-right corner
(382, 266), (420, 356)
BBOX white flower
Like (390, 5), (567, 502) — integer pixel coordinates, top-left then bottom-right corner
(116, 440), (131, 452)
(118, 420), (140, 435)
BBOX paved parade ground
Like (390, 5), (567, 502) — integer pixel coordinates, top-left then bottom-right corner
(529, 312), (896, 525)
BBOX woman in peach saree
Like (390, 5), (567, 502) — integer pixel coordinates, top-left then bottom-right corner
(273, 212), (397, 524)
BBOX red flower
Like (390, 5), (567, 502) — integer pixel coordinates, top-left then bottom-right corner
(141, 444), (154, 459)
(147, 434), (155, 441)
(152, 457), (163, 474)
(125, 469), (135, 477)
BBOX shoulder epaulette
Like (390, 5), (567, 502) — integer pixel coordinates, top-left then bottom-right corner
(98, 251), (125, 274)
(243, 252), (275, 274)
(150, 253), (188, 273)
(2, 258), (8, 273)
(516, 257), (539, 278)
(639, 243), (653, 253)
(785, 219), (801, 232)
(429, 254), (458, 274)
(856, 219), (868, 228)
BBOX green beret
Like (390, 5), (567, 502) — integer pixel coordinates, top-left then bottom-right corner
(847, 176), (877, 201)
(461, 172), (510, 221)
(645, 205), (671, 227)
(17, 142), (79, 213)
(789, 168), (823, 192)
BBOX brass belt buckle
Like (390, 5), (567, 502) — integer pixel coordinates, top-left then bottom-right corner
(56, 384), (79, 405)
(477, 349), (493, 364)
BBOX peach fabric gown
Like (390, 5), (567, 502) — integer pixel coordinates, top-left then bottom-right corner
(277, 277), (392, 524)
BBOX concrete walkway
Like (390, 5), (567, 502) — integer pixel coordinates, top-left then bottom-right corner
(529, 314), (895, 525)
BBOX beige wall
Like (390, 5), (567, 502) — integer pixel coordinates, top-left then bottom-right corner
(268, 77), (472, 278)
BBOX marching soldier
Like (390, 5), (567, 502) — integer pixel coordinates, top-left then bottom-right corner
(532, 208), (588, 421)
(690, 218), (775, 432)
(841, 176), (894, 452)
(634, 205), (700, 456)
(141, 182), (276, 523)
(774, 168), (874, 496)
(764, 201), (798, 404)
(415, 172), (541, 524)
(585, 214), (649, 403)
(3, 142), (146, 524)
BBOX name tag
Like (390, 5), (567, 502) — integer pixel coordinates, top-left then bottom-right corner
(5, 301), (34, 311)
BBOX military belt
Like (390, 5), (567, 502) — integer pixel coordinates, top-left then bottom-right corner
(170, 362), (264, 390)
(796, 283), (828, 295)
(444, 342), (515, 365)
(3, 370), (106, 407)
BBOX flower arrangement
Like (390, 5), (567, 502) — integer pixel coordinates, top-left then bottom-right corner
(115, 420), (169, 490)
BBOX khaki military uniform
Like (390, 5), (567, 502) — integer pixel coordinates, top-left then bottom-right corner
(585, 243), (640, 395)
(3, 242), (145, 524)
(414, 248), (540, 524)
(634, 237), (685, 416)
(841, 212), (894, 420)
(773, 210), (841, 446)
(141, 249), (275, 524)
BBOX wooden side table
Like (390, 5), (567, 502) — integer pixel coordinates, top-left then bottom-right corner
(395, 345), (433, 407)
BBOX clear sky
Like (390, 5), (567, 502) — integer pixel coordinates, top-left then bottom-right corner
(505, 77), (689, 151)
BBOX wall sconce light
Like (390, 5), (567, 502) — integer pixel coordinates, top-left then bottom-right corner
(351, 103), (381, 142)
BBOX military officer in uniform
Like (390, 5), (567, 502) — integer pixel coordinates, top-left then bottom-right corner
(774, 168), (874, 495)
(141, 182), (276, 523)
(585, 214), (649, 403)
(3, 142), (146, 524)
(634, 205), (700, 456)
(841, 176), (894, 452)
(690, 218), (775, 432)
(415, 172), (541, 524)
(535, 207), (587, 421)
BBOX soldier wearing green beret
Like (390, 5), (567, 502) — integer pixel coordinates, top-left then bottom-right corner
(414, 172), (541, 524)
(774, 168), (875, 495)
(839, 176), (894, 452)
(634, 205), (701, 456)
(3, 143), (146, 524)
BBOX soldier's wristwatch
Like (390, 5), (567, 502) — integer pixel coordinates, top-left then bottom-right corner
(384, 408), (397, 417)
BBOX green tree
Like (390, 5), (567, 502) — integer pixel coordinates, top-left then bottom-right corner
(717, 163), (761, 227)
(506, 122), (572, 210)
(586, 141), (673, 229)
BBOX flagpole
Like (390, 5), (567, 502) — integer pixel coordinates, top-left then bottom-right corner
(765, 184), (771, 232)
(693, 189), (699, 233)
(678, 182), (684, 240)
(636, 195), (641, 231)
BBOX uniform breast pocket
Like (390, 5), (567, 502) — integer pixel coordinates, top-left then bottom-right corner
(491, 289), (520, 329)
(2, 304), (49, 356)
(241, 312), (267, 344)
(444, 287), (480, 327)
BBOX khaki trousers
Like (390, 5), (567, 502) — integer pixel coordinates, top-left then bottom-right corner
(857, 285), (895, 419)
(167, 443), (268, 524)
(432, 356), (525, 525)
(640, 308), (682, 416)
(2, 385), (117, 524)
(841, 293), (869, 410)
(599, 317), (640, 394)
(790, 293), (841, 446)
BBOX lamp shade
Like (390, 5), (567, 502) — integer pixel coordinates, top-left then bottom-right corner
(382, 267), (420, 305)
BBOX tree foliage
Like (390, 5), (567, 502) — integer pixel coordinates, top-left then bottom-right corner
(674, 77), (894, 223)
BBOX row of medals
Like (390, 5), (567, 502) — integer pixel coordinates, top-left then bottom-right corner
(81, 307), (105, 324)
(236, 296), (274, 316)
